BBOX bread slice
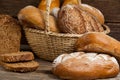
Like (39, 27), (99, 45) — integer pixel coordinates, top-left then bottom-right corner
(1, 61), (39, 72)
(0, 15), (21, 54)
(0, 52), (34, 62)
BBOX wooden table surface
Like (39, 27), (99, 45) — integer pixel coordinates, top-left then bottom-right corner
(0, 59), (120, 80)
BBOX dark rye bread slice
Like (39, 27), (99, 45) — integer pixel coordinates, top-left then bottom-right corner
(0, 52), (34, 62)
(1, 61), (39, 72)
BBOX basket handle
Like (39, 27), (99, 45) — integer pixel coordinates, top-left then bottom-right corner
(78, 0), (81, 5)
(102, 24), (110, 34)
(45, 0), (51, 33)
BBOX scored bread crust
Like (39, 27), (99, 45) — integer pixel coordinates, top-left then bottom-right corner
(1, 61), (39, 72)
(58, 5), (104, 34)
(0, 52), (34, 62)
(52, 52), (119, 80)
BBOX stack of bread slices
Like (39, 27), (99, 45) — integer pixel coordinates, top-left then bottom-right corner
(0, 52), (39, 72)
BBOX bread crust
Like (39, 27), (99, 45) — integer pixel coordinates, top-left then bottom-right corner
(62, 0), (79, 6)
(58, 5), (104, 34)
(0, 52), (34, 62)
(18, 6), (45, 30)
(75, 32), (120, 62)
(0, 15), (21, 54)
(18, 6), (60, 33)
(52, 52), (119, 80)
(1, 61), (39, 72)
(81, 4), (105, 24)
(38, 0), (60, 12)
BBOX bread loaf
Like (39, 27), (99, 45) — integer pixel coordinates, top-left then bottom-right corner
(62, 0), (104, 24)
(18, 6), (60, 33)
(58, 5), (104, 34)
(18, 6), (45, 30)
(62, 0), (79, 6)
(52, 52), (119, 80)
(0, 15), (21, 54)
(75, 32), (120, 62)
(0, 52), (34, 62)
(1, 61), (39, 72)
(38, 0), (60, 12)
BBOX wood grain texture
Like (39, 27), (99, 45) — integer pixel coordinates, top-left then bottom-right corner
(82, 0), (120, 23)
(0, 59), (120, 80)
(0, 0), (40, 16)
(107, 23), (120, 41)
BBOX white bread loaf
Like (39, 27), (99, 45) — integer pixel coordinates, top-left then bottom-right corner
(52, 52), (119, 80)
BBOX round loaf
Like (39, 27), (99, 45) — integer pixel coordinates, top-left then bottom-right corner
(58, 5), (104, 34)
(52, 52), (119, 80)
(62, 0), (104, 24)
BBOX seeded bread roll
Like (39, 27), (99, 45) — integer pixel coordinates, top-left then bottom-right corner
(1, 61), (39, 72)
(0, 52), (34, 62)
(52, 52), (119, 80)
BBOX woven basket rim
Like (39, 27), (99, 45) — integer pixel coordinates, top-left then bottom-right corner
(24, 24), (110, 38)
(24, 27), (83, 38)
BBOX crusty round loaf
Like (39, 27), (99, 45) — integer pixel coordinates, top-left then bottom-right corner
(0, 51), (34, 62)
(1, 61), (39, 72)
(62, 0), (104, 25)
(52, 52), (119, 80)
(58, 5), (104, 34)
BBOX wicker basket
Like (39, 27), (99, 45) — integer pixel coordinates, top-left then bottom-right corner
(23, 0), (110, 61)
